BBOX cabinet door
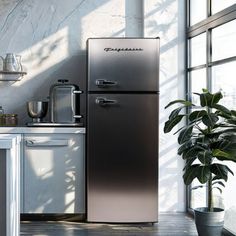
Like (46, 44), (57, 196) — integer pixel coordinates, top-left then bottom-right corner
(23, 133), (85, 214)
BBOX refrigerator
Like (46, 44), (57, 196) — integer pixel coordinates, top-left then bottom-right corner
(87, 38), (159, 223)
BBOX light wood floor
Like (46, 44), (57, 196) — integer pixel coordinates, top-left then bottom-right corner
(20, 213), (199, 236)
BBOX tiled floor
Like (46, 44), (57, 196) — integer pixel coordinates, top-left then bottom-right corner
(20, 213), (198, 236)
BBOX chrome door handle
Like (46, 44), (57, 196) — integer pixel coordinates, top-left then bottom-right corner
(73, 90), (83, 94)
(95, 97), (117, 106)
(96, 79), (117, 88)
(73, 115), (82, 119)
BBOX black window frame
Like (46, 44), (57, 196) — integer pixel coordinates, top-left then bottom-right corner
(186, 0), (236, 213)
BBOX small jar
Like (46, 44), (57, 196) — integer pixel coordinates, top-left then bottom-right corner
(4, 114), (18, 126)
(0, 114), (5, 126)
(0, 106), (4, 114)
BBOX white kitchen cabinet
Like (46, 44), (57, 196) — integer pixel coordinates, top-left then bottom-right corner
(22, 132), (85, 214)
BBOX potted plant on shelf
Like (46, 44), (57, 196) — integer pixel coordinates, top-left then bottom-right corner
(164, 89), (236, 236)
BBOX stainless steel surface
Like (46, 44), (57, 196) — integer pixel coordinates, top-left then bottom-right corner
(87, 38), (159, 92)
(26, 122), (83, 127)
(87, 93), (159, 222)
(87, 38), (159, 223)
(27, 101), (48, 123)
(49, 80), (82, 123)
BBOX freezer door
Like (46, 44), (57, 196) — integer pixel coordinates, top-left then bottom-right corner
(87, 94), (159, 222)
(87, 38), (159, 92)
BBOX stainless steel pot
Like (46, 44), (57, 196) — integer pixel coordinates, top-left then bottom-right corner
(49, 79), (82, 123)
(27, 101), (48, 123)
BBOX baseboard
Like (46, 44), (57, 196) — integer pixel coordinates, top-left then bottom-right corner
(21, 213), (86, 222)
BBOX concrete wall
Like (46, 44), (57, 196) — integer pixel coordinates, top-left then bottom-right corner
(0, 0), (186, 212)
(144, 0), (186, 212)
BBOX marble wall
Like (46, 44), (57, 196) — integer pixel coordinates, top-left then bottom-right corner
(0, 0), (143, 124)
(0, 0), (186, 212)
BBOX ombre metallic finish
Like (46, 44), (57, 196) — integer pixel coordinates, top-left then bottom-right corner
(87, 38), (159, 223)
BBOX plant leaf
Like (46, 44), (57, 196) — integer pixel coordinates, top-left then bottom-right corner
(213, 186), (223, 194)
(164, 115), (185, 133)
(200, 92), (212, 107)
(178, 140), (193, 155)
(178, 126), (193, 144)
(196, 165), (211, 184)
(197, 150), (212, 164)
(202, 88), (209, 93)
(231, 110), (236, 116)
(182, 145), (204, 159)
(212, 181), (225, 188)
(189, 110), (207, 122)
(211, 92), (223, 106)
(210, 163), (230, 182)
(212, 104), (231, 114)
(183, 164), (200, 185)
(191, 185), (204, 190)
(202, 113), (219, 127)
(200, 91), (223, 107)
(212, 149), (230, 158)
(212, 148), (236, 162)
(164, 100), (193, 109)
(169, 107), (183, 120)
(183, 156), (197, 171)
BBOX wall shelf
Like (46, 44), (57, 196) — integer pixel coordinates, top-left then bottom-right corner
(0, 71), (27, 75)
(0, 71), (27, 81)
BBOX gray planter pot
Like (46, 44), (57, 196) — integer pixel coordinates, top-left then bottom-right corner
(194, 207), (224, 236)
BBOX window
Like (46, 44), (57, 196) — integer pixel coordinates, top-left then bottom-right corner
(212, 0), (236, 14)
(187, 2), (236, 234)
(212, 19), (236, 61)
(190, 0), (207, 26)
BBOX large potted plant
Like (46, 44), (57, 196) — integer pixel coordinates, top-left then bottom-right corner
(164, 89), (236, 236)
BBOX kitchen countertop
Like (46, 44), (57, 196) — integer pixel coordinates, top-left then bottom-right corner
(0, 126), (86, 134)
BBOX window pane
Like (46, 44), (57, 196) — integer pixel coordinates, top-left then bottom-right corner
(189, 33), (206, 67)
(212, 20), (236, 62)
(190, 69), (207, 105)
(190, 179), (206, 209)
(212, 61), (236, 108)
(190, 0), (207, 26)
(212, 0), (236, 14)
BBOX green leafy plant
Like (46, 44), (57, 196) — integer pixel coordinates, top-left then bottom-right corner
(164, 89), (236, 211)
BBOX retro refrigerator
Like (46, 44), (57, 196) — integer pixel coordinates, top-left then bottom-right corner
(87, 38), (159, 223)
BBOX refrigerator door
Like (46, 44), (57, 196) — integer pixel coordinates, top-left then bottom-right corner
(87, 38), (159, 92)
(87, 94), (158, 222)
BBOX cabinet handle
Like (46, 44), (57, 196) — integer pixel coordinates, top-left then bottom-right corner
(25, 139), (68, 147)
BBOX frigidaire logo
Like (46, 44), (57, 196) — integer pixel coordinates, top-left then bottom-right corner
(104, 47), (143, 52)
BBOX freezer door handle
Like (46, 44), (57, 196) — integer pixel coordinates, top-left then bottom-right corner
(95, 97), (117, 106)
(73, 115), (83, 119)
(96, 79), (117, 88)
(73, 90), (83, 94)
